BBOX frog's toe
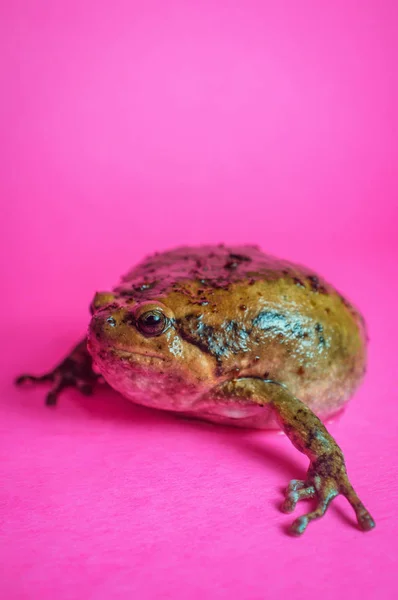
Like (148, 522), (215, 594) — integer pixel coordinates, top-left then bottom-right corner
(290, 515), (309, 536)
(357, 511), (375, 531)
(43, 375), (72, 406)
(45, 390), (59, 406)
(281, 484), (315, 513)
(340, 483), (376, 532)
(16, 373), (54, 385)
(289, 488), (338, 535)
(286, 479), (306, 493)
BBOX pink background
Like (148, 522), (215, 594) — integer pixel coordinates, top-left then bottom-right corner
(1, 1), (398, 598)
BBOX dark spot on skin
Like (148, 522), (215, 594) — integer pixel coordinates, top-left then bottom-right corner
(95, 302), (118, 313)
(293, 277), (305, 288)
(306, 274), (328, 294)
(215, 362), (225, 377)
(239, 305), (247, 311)
(292, 322), (306, 338)
(308, 275), (322, 292)
(122, 313), (136, 326)
(229, 253), (251, 262)
(325, 308), (331, 314)
(339, 294), (353, 310)
(263, 371), (269, 379)
(225, 260), (239, 270)
(315, 323), (325, 346)
(312, 453), (344, 479)
(176, 326), (212, 356)
(306, 427), (318, 447)
(293, 408), (307, 423)
(284, 423), (295, 435)
(282, 269), (289, 275)
(297, 366), (305, 376)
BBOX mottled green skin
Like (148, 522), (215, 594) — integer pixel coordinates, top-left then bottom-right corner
(16, 245), (374, 535)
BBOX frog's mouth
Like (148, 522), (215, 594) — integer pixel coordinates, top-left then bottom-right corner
(87, 337), (166, 365)
(113, 348), (166, 362)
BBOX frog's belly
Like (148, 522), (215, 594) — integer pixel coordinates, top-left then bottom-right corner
(121, 387), (339, 430)
(183, 404), (280, 429)
(184, 402), (343, 429)
(101, 365), (280, 428)
(96, 360), (340, 430)
(127, 390), (280, 429)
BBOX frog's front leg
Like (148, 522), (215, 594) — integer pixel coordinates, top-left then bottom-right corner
(16, 338), (101, 406)
(214, 378), (375, 535)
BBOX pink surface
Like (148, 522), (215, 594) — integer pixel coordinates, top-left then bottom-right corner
(1, 1), (398, 598)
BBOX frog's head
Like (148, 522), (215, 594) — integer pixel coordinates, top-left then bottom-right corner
(87, 292), (215, 408)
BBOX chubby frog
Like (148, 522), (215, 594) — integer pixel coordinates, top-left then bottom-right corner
(17, 245), (375, 535)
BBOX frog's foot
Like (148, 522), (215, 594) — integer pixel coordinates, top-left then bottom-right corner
(285, 456), (375, 536)
(15, 340), (101, 406)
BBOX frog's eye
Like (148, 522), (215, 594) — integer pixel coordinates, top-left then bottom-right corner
(136, 310), (167, 337)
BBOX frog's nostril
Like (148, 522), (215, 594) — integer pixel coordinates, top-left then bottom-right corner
(106, 316), (117, 327)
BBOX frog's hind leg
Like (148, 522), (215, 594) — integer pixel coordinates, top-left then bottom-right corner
(16, 338), (101, 406)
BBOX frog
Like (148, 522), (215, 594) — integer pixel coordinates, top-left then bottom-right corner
(16, 244), (375, 535)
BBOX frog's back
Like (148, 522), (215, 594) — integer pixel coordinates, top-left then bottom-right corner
(115, 244), (294, 298)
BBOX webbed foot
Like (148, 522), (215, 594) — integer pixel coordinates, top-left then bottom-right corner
(281, 455), (375, 535)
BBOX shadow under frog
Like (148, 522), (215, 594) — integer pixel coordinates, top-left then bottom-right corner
(16, 244), (375, 535)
